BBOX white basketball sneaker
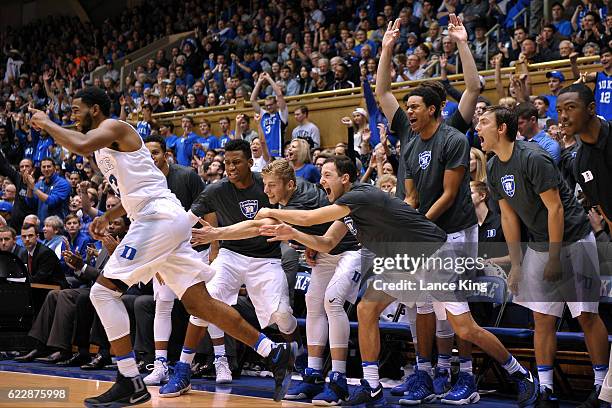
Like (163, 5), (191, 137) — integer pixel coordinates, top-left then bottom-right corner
(143, 358), (169, 385)
(214, 355), (233, 384)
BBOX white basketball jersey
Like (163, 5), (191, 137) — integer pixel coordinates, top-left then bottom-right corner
(94, 120), (177, 219)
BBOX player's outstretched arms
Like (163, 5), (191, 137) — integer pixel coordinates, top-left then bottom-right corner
(191, 217), (280, 245)
(255, 204), (350, 226)
(260, 220), (348, 253)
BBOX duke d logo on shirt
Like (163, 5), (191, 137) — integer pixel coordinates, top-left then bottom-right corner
(501, 175), (515, 197)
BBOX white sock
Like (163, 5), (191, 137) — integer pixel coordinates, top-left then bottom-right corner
(213, 344), (226, 358)
(253, 333), (273, 357)
(438, 354), (451, 373)
(155, 349), (167, 361)
(308, 356), (323, 371)
(594, 365), (608, 387)
(362, 361), (380, 388)
(116, 351), (140, 378)
(417, 357), (433, 378)
(332, 360), (347, 374)
(537, 365), (554, 392)
(460, 357), (473, 375)
(180, 347), (196, 365)
(502, 354), (527, 376)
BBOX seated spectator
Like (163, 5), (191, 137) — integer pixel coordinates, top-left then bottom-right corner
(376, 174), (397, 195)
(0, 225), (27, 263)
(291, 105), (321, 148)
(286, 139), (320, 184)
(470, 147), (488, 182)
(21, 223), (67, 288)
(233, 114), (258, 143)
(24, 157), (71, 222)
(326, 62), (355, 90)
(534, 96), (554, 129)
(42, 215), (67, 261)
(516, 102), (561, 164)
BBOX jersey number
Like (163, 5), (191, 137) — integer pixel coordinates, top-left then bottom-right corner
(600, 92), (611, 104)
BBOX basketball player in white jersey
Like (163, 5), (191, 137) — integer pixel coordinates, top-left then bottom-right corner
(28, 87), (296, 407)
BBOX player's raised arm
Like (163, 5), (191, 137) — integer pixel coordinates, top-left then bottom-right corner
(29, 107), (133, 156)
(448, 14), (481, 126)
(259, 220), (348, 253)
(375, 19), (401, 122)
(255, 204), (350, 226)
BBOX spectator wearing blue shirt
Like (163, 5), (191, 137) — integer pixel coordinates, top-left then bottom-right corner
(175, 65), (194, 89)
(135, 104), (155, 139)
(194, 119), (215, 156)
(543, 71), (565, 121)
(169, 116), (200, 166)
(32, 131), (54, 167)
(551, 2), (573, 37)
(64, 214), (95, 287)
(24, 157), (71, 222)
(217, 116), (232, 149)
(517, 103), (561, 164)
(287, 139), (320, 184)
(363, 79), (397, 149)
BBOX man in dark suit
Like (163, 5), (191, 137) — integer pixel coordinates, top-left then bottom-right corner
(14, 217), (126, 364)
(20, 223), (67, 288)
(0, 225), (27, 263)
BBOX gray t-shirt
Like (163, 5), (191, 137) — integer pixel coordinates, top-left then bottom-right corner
(292, 122), (321, 148)
(404, 122), (477, 233)
(335, 183), (447, 258)
(392, 107), (470, 200)
(487, 141), (591, 251)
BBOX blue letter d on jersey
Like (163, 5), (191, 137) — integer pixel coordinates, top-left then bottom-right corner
(120, 246), (137, 261)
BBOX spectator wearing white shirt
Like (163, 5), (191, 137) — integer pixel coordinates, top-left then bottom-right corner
(291, 106), (321, 148)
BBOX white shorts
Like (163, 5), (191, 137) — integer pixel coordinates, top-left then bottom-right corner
(309, 250), (363, 304)
(377, 225), (477, 320)
(103, 198), (214, 300)
(207, 248), (291, 328)
(153, 247), (211, 301)
(515, 232), (600, 318)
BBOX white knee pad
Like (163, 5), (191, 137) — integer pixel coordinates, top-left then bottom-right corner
(154, 300), (174, 342)
(189, 315), (209, 328)
(270, 297), (297, 335)
(89, 283), (130, 342)
(435, 318), (455, 339)
(208, 323), (225, 340)
(416, 302), (434, 315)
(306, 294), (328, 346)
(324, 294), (349, 349)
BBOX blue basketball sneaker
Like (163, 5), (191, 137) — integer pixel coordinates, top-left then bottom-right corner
(441, 372), (480, 405)
(398, 370), (436, 405)
(285, 367), (324, 400)
(159, 361), (191, 398)
(312, 371), (349, 406)
(511, 370), (539, 407)
(342, 379), (386, 407)
(433, 367), (451, 398)
(391, 371), (418, 396)
(266, 342), (298, 402)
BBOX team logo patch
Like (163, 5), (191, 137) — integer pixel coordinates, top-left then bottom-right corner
(239, 200), (259, 219)
(344, 216), (358, 236)
(486, 229), (496, 238)
(418, 151), (432, 170)
(582, 170), (594, 182)
(501, 175), (515, 197)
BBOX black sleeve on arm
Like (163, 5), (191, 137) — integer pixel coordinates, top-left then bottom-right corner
(190, 185), (217, 218)
(446, 110), (470, 134)
(527, 151), (561, 194)
(442, 79), (462, 102)
(0, 150), (21, 185)
(347, 126), (356, 165)
(486, 159), (503, 201)
(443, 131), (470, 170)
(187, 170), (205, 204)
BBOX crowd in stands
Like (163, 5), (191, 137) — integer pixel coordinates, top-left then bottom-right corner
(0, 0), (611, 404)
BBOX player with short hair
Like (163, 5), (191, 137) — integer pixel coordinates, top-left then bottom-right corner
(161, 139), (299, 395)
(557, 83), (612, 407)
(192, 158), (363, 405)
(28, 87), (296, 407)
(257, 155), (539, 407)
(478, 105), (610, 407)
